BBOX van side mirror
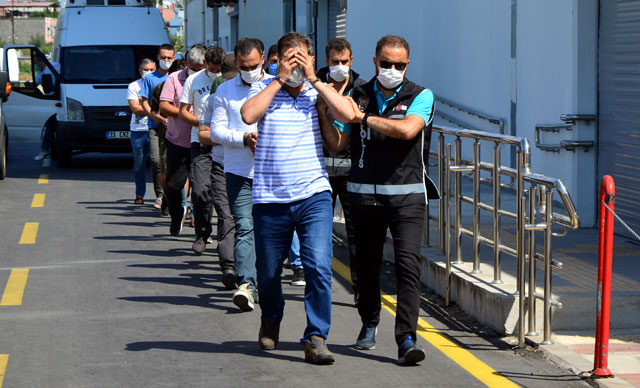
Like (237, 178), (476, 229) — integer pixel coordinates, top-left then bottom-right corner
(0, 71), (9, 102)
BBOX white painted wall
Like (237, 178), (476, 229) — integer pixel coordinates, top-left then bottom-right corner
(236, 0), (284, 51)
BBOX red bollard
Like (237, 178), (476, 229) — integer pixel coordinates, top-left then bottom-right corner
(593, 175), (615, 378)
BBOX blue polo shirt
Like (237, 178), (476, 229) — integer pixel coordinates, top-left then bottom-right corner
(336, 80), (433, 134)
(140, 70), (168, 129)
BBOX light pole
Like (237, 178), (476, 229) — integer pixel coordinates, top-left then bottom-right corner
(11, 0), (15, 44)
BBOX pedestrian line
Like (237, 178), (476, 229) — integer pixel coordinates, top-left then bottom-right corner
(331, 258), (519, 388)
(0, 269), (29, 306)
(19, 223), (38, 245)
(0, 354), (8, 388)
(31, 194), (46, 208)
(37, 174), (49, 184)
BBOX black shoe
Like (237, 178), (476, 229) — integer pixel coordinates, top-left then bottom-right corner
(398, 336), (426, 365)
(290, 268), (305, 286)
(259, 318), (281, 350)
(355, 324), (376, 350)
(221, 267), (237, 290)
(160, 198), (169, 217)
(304, 335), (335, 365)
(169, 206), (187, 236)
(192, 236), (206, 255)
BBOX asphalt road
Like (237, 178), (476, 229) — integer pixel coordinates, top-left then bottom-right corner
(0, 135), (595, 388)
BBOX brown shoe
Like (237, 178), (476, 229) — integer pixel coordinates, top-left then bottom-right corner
(258, 318), (281, 350)
(304, 335), (335, 365)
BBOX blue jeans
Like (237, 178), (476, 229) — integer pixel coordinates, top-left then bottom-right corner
(253, 190), (333, 341)
(289, 231), (302, 270)
(130, 130), (150, 197)
(226, 173), (256, 289)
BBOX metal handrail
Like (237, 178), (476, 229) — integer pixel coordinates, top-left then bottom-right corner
(436, 96), (506, 135)
(429, 124), (580, 348)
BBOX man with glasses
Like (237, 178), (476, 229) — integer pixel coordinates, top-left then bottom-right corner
(317, 35), (436, 365)
(141, 43), (176, 211)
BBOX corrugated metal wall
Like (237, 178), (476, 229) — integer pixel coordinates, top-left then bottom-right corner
(598, 0), (640, 238)
(328, 0), (346, 40)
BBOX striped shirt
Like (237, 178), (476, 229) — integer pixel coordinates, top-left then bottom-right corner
(248, 78), (331, 203)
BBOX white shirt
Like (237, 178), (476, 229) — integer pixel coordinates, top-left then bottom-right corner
(126, 78), (149, 131)
(206, 73), (273, 179)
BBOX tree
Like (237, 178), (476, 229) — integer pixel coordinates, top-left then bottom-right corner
(170, 34), (184, 54)
(29, 34), (52, 55)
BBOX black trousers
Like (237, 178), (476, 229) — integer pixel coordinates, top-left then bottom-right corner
(330, 175), (357, 291)
(352, 202), (425, 346)
(190, 143), (213, 240)
(165, 140), (191, 225)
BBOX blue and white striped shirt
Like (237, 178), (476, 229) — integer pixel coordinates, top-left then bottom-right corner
(248, 78), (331, 203)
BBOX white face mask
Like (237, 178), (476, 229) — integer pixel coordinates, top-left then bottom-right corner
(159, 60), (173, 71)
(240, 67), (263, 84)
(187, 69), (197, 76)
(205, 70), (221, 81)
(141, 70), (153, 79)
(377, 66), (405, 89)
(329, 65), (349, 82)
(285, 66), (306, 88)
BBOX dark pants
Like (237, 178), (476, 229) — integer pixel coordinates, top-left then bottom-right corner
(330, 175), (357, 291)
(190, 143), (213, 240)
(148, 127), (164, 198)
(352, 202), (425, 346)
(211, 161), (235, 268)
(165, 140), (191, 225)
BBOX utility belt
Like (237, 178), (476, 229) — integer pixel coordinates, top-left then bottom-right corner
(325, 157), (352, 168)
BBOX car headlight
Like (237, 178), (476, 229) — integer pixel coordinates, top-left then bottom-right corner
(66, 97), (85, 122)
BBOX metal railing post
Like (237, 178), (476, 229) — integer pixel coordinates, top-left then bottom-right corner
(527, 187), (539, 336)
(454, 137), (463, 264)
(518, 193), (526, 348)
(492, 143), (503, 284)
(542, 187), (554, 345)
(472, 140), (481, 274)
(445, 144), (452, 307)
(438, 134), (445, 253)
(516, 151), (525, 294)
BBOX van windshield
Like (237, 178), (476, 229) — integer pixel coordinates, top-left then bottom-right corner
(61, 45), (159, 84)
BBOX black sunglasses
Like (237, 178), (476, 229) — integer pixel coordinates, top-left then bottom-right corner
(379, 60), (408, 71)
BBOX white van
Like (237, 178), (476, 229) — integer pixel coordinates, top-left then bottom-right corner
(2, 0), (169, 167)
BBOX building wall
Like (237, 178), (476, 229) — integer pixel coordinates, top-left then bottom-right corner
(0, 18), (49, 46)
(235, 0), (283, 51)
(346, 0), (598, 226)
(185, 0), (214, 48)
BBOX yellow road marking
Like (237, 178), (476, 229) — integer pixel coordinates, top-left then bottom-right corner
(332, 258), (518, 388)
(0, 354), (8, 388)
(37, 174), (49, 184)
(19, 223), (38, 245)
(31, 194), (46, 208)
(0, 269), (29, 306)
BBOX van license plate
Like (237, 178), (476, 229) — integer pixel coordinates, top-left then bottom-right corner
(106, 131), (130, 139)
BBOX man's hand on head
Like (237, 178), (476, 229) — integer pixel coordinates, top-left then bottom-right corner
(277, 48), (298, 79)
(293, 49), (315, 79)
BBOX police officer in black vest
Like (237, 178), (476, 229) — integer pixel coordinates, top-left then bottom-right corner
(317, 38), (366, 305)
(318, 35), (436, 365)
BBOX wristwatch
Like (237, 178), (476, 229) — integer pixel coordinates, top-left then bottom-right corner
(362, 112), (372, 127)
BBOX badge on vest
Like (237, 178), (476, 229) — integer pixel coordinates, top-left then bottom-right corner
(393, 104), (408, 111)
(358, 96), (369, 111)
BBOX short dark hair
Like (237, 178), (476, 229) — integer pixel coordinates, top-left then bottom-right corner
(205, 46), (225, 65)
(159, 43), (175, 53)
(325, 38), (352, 58)
(234, 38), (264, 58)
(277, 32), (313, 60)
(267, 44), (278, 60)
(375, 35), (410, 58)
(167, 59), (185, 73)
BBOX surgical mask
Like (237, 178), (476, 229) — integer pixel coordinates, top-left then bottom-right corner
(268, 63), (278, 76)
(329, 65), (349, 82)
(285, 66), (305, 88)
(142, 70), (153, 79)
(240, 67), (263, 84)
(159, 60), (173, 71)
(205, 70), (221, 80)
(376, 66), (405, 89)
(188, 69), (197, 76)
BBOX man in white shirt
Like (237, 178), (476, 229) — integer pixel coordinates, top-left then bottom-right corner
(179, 47), (237, 288)
(202, 38), (267, 312)
(127, 58), (157, 204)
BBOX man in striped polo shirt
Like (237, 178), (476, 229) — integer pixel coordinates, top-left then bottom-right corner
(241, 32), (355, 365)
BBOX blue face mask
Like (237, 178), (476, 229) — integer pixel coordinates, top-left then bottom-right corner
(268, 63), (278, 76)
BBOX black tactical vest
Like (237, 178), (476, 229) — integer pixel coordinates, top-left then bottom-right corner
(348, 77), (436, 206)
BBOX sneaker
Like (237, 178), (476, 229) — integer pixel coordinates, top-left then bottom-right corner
(192, 236), (206, 255)
(154, 197), (163, 209)
(355, 325), (376, 350)
(290, 268), (306, 286)
(258, 318), (281, 350)
(304, 335), (335, 365)
(206, 236), (214, 244)
(397, 336), (426, 365)
(221, 267), (237, 290)
(34, 150), (50, 161)
(232, 283), (254, 312)
(134, 196), (144, 205)
(169, 206), (187, 236)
